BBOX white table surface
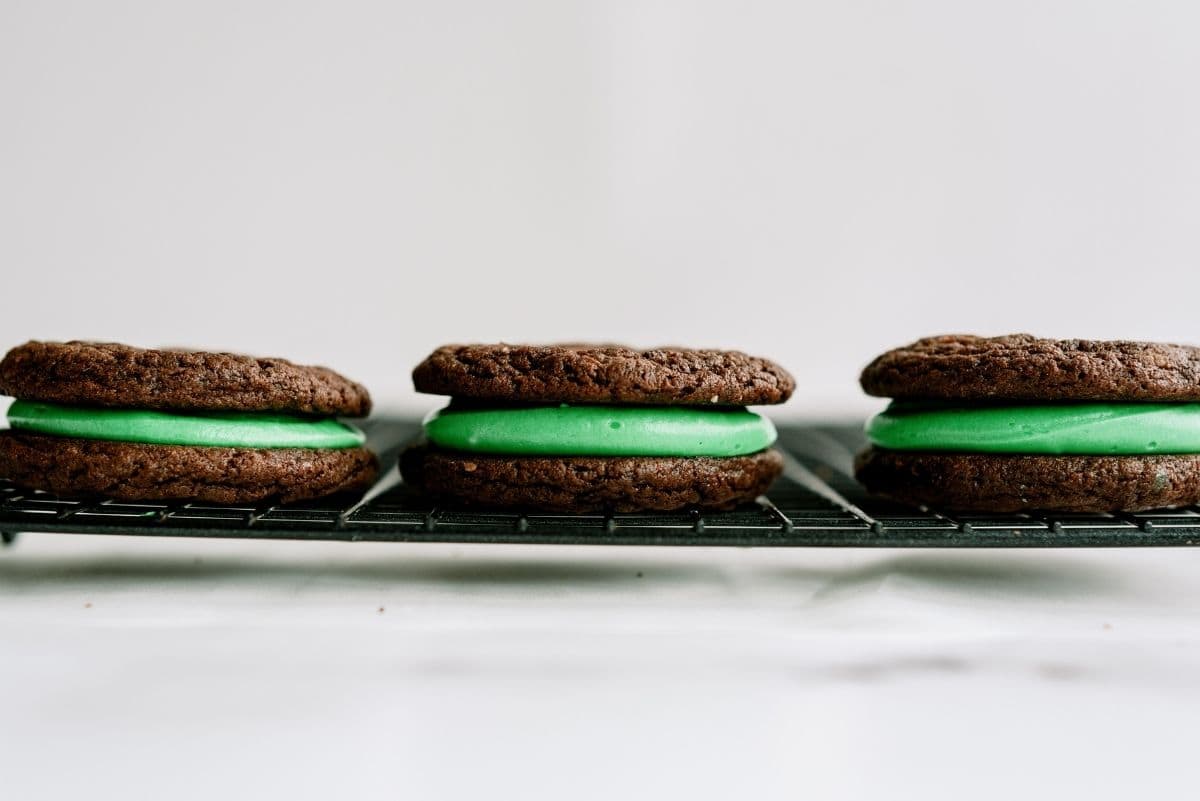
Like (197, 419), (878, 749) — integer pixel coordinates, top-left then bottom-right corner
(3, 533), (1199, 800)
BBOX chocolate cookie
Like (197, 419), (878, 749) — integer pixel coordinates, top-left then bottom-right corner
(0, 340), (377, 503)
(855, 447), (1200, 514)
(413, 344), (795, 406)
(401, 444), (783, 513)
(0, 341), (371, 415)
(0, 432), (377, 504)
(857, 332), (1200, 514)
(860, 334), (1200, 402)
(407, 342), (792, 512)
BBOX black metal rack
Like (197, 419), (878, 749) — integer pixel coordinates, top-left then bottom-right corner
(3, 417), (1200, 548)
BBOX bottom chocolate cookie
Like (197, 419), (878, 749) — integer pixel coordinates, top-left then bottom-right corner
(0, 431), (378, 504)
(400, 444), (783, 513)
(855, 447), (1200, 513)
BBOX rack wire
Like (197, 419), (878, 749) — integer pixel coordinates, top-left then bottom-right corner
(3, 417), (1200, 548)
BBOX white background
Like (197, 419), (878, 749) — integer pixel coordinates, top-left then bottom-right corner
(4, 0), (1200, 415)
(4, 2), (1200, 798)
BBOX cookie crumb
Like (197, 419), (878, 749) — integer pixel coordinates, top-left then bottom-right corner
(83, 602), (92, 609)
(377, 606), (385, 614)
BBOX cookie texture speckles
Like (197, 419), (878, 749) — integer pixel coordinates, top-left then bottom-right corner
(855, 447), (1200, 514)
(413, 344), (795, 405)
(0, 432), (378, 504)
(860, 334), (1200, 402)
(401, 445), (783, 513)
(0, 341), (372, 416)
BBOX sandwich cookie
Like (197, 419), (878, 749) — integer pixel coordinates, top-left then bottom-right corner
(402, 344), (793, 512)
(0, 341), (377, 503)
(856, 334), (1200, 513)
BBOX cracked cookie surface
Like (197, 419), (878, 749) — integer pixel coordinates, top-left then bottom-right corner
(855, 446), (1200, 513)
(413, 344), (794, 405)
(0, 341), (371, 416)
(0, 432), (378, 504)
(400, 444), (782, 513)
(860, 334), (1200, 402)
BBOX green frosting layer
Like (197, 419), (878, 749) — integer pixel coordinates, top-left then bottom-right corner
(7, 400), (365, 449)
(866, 402), (1200, 454)
(423, 403), (776, 457)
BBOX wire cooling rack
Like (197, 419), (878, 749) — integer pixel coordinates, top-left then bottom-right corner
(3, 417), (1200, 548)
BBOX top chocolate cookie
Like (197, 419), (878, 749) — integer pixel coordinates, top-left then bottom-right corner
(0, 341), (372, 416)
(413, 344), (795, 405)
(861, 334), (1200, 402)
